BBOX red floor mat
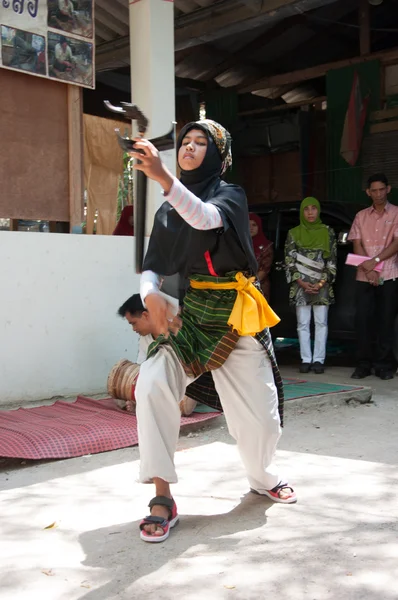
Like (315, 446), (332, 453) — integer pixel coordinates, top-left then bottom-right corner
(0, 396), (221, 460)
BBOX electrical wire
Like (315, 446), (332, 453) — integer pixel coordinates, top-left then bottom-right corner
(305, 13), (398, 33)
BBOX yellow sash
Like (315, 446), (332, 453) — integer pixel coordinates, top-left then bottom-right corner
(190, 272), (280, 336)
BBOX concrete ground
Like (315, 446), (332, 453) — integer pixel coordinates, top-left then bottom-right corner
(1, 366), (397, 600)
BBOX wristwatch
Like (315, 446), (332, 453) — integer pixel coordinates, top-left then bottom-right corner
(375, 257), (381, 263)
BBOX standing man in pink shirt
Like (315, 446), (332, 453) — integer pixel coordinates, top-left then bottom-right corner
(348, 173), (398, 380)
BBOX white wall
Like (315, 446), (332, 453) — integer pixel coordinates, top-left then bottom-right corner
(0, 232), (141, 406)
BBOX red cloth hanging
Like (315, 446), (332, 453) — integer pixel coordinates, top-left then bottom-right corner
(340, 72), (370, 167)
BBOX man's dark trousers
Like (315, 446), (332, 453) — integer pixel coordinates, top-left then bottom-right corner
(355, 279), (398, 371)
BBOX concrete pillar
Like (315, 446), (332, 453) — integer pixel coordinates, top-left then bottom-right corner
(129, 0), (176, 233)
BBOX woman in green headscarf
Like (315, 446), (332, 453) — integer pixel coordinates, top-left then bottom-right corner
(285, 197), (337, 374)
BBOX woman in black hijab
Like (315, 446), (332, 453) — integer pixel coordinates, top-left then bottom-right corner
(130, 120), (296, 544)
(142, 120), (258, 283)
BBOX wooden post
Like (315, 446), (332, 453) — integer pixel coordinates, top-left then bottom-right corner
(359, 0), (370, 56)
(67, 85), (84, 232)
(380, 65), (386, 106)
(269, 154), (274, 204)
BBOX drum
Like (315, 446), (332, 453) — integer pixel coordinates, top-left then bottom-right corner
(107, 360), (140, 405)
(107, 359), (197, 416)
(179, 396), (197, 416)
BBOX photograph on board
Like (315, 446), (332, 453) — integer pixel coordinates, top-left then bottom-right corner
(1, 26), (46, 76)
(48, 32), (93, 87)
(47, 0), (93, 39)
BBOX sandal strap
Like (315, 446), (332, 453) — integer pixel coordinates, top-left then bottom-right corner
(142, 515), (168, 525)
(148, 495), (174, 519)
(140, 515), (168, 531)
(271, 482), (294, 494)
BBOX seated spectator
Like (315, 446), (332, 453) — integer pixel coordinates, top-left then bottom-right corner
(249, 212), (273, 301)
(113, 205), (134, 236)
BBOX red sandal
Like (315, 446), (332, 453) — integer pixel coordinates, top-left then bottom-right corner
(139, 496), (179, 543)
(251, 482), (297, 504)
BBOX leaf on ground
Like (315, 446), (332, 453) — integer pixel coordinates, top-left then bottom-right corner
(81, 581), (91, 589)
(41, 569), (54, 576)
(43, 522), (58, 530)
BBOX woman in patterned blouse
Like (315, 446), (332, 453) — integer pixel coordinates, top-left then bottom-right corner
(285, 197), (337, 374)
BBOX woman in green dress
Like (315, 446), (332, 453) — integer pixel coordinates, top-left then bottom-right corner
(285, 197), (337, 374)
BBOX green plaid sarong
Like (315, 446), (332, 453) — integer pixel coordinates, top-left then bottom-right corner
(147, 272), (285, 425)
(147, 273), (240, 377)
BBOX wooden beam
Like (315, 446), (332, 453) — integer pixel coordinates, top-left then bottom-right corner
(370, 120), (398, 134)
(95, 22), (116, 43)
(234, 4), (358, 92)
(175, 43), (208, 65)
(174, 0), (199, 12)
(96, 45), (130, 71)
(95, 0), (299, 69)
(240, 0), (264, 11)
(95, 0), (129, 25)
(113, 0), (130, 9)
(359, 0), (370, 56)
(95, 6), (129, 38)
(380, 63), (386, 103)
(370, 107), (398, 121)
(240, 47), (398, 93)
(175, 0), (299, 50)
(202, 15), (306, 82)
(175, 77), (208, 91)
(67, 86), (84, 232)
(94, 1), (293, 61)
(238, 96), (327, 116)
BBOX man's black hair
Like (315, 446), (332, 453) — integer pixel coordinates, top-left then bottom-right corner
(118, 294), (146, 318)
(367, 173), (389, 188)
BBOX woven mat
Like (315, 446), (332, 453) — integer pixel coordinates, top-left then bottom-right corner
(283, 380), (362, 400)
(0, 396), (220, 460)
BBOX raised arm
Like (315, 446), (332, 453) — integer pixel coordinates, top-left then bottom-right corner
(130, 140), (223, 230)
(140, 270), (161, 304)
(140, 271), (180, 338)
(164, 178), (223, 230)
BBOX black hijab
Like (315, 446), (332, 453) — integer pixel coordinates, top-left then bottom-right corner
(178, 121), (225, 199)
(143, 119), (257, 278)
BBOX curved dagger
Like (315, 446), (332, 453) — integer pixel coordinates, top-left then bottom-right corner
(104, 100), (175, 273)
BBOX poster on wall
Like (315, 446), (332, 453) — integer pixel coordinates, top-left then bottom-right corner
(0, 0), (95, 89)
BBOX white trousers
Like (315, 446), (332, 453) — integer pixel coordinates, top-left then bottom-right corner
(135, 336), (282, 492)
(296, 305), (329, 364)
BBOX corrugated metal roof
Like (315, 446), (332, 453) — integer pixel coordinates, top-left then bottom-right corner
(95, 0), (129, 45)
(94, 0), (225, 45)
(94, 0), (398, 105)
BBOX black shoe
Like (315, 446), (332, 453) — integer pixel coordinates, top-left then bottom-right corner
(299, 363), (311, 374)
(312, 361), (324, 374)
(351, 367), (371, 379)
(378, 370), (394, 381)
